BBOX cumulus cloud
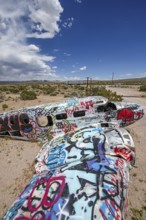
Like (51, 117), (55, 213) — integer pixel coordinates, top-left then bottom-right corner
(27, 0), (63, 39)
(0, 0), (63, 81)
(80, 66), (87, 71)
(0, 0), (63, 39)
(0, 40), (56, 81)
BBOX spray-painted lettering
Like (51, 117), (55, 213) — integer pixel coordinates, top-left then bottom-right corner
(0, 113), (33, 133)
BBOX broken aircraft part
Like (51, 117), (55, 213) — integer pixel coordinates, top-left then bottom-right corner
(3, 125), (135, 220)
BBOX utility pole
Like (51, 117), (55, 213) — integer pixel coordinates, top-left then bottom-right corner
(90, 78), (92, 95)
(112, 72), (114, 85)
(86, 77), (89, 96)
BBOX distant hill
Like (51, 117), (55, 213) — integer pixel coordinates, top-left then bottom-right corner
(0, 80), (53, 85)
(110, 77), (146, 85)
(0, 77), (146, 85)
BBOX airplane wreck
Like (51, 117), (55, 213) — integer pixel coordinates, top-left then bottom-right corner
(0, 96), (144, 142)
(1, 95), (144, 219)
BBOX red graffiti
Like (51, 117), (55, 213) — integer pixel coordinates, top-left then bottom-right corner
(117, 108), (134, 123)
(114, 146), (134, 162)
(80, 100), (93, 110)
(136, 110), (143, 119)
(65, 106), (79, 115)
(28, 176), (65, 212)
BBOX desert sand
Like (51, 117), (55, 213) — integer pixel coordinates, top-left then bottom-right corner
(0, 86), (146, 219)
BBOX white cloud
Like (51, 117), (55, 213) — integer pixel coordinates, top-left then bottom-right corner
(119, 73), (134, 78)
(94, 76), (99, 80)
(0, 1), (27, 18)
(52, 66), (58, 69)
(126, 73), (133, 76)
(71, 70), (78, 74)
(27, 0), (63, 38)
(62, 17), (74, 29)
(53, 49), (60, 52)
(80, 66), (87, 71)
(0, 0), (63, 81)
(64, 52), (71, 56)
(120, 72), (146, 78)
(0, 0), (63, 39)
(64, 76), (81, 81)
(75, 0), (82, 3)
(139, 72), (146, 77)
(0, 40), (56, 81)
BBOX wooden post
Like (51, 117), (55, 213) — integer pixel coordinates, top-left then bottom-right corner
(86, 77), (89, 96)
(112, 72), (114, 85)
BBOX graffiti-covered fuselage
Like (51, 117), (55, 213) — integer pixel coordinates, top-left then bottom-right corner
(1, 96), (144, 219)
(0, 96), (144, 141)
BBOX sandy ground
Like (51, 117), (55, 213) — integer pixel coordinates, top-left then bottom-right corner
(0, 87), (146, 219)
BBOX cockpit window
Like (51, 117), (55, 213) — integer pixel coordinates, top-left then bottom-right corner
(56, 113), (67, 120)
(73, 110), (85, 117)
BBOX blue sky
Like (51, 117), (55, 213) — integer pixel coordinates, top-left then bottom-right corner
(0, 0), (146, 81)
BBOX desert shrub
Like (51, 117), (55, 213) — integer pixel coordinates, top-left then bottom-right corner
(79, 93), (84, 98)
(64, 94), (70, 98)
(9, 86), (20, 93)
(139, 85), (146, 91)
(17, 84), (29, 92)
(0, 85), (21, 93)
(69, 92), (79, 97)
(130, 207), (145, 220)
(0, 86), (9, 92)
(50, 92), (58, 96)
(42, 86), (56, 95)
(74, 85), (80, 90)
(31, 84), (41, 90)
(2, 103), (8, 110)
(20, 90), (37, 100)
(78, 86), (85, 90)
(91, 86), (123, 101)
(62, 86), (68, 90)
(0, 94), (5, 102)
